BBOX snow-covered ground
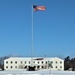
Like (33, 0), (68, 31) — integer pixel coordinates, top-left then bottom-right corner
(0, 70), (75, 75)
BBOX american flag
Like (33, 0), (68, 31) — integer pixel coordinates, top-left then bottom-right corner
(33, 5), (46, 11)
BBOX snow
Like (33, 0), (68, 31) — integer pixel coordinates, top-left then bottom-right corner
(0, 70), (75, 75)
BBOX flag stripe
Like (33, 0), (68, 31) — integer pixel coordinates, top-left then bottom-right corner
(33, 5), (46, 11)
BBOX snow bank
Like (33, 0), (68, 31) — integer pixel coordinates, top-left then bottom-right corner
(0, 70), (75, 75)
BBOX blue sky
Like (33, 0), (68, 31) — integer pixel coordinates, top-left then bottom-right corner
(0, 0), (75, 58)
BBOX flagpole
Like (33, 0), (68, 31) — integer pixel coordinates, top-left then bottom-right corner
(31, 5), (33, 66)
(31, 5), (46, 68)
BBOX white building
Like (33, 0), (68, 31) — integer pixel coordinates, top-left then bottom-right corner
(4, 57), (64, 70)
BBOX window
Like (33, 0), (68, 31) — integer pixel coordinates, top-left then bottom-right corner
(34, 66), (36, 68)
(60, 66), (62, 68)
(15, 66), (17, 68)
(51, 66), (53, 68)
(11, 61), (13, 64)
(29, 61), (30, 64)
(45, 61), (47, 64)
(37, 66), (40, 69)
(42, 61), (43, 64)
(51, 61), (53, 63)
(21, 61), (22, 64)
(56, 66), (57, 68)
(37, 61), (39, 64)
(15, 61), (17, 64)
(25, 61), (26, 64)
(33, 61), (35, 63)
(6, 61), (8, 64)
(56, 61), (57, 64)
(42, 66), (44, 68)
(6, 66), (8, 68)
(60, 61), (62, 64)
(11, 66), (13, 68)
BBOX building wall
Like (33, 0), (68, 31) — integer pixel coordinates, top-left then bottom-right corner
(4, 57), (64, 70)
(50, 58), (64, 70)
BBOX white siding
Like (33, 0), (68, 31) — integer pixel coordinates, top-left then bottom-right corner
(4, 57), (64, 70)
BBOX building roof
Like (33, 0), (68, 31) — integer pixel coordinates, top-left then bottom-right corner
(4, 57), (64, 61)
